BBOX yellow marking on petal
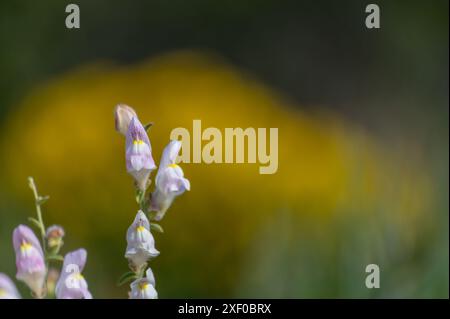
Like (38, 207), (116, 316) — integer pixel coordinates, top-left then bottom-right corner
(136, 226), (146, 232)
(139, 282), (149, 291)
(133, 139), (144, 145)
(74, 273), (84, 280)
(168, 163), (179, 169)
(0, 289), (6, 297)
(20, 242), (33, 254)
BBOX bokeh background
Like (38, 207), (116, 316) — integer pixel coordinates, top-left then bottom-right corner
(0, 0), (448, 298)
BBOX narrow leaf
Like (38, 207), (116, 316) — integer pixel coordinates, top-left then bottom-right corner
(150, 223), (164, 233)
(144, 122), (154, 132)
(117, 271), (138, 286)
(37, 195), (50, 205)
(28, 217), (41, 229)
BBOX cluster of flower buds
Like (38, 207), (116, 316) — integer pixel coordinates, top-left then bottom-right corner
(115, 104), (190, 299)
(0, 178), (92, 299)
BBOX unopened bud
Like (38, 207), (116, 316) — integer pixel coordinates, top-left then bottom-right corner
(46, 225), (65, 253)
(115, 104), (138, 136)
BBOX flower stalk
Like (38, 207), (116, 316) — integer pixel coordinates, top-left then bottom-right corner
(27, 177), (48, 254)
(115, 104), (190, 299)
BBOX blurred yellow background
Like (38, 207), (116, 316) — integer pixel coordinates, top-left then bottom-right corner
(0, 50), (446, 298)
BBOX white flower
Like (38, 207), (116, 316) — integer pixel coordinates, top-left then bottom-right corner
(150, 140), (190, 221)
(125, 211), (159, 270)
(130, 268), (158, 299)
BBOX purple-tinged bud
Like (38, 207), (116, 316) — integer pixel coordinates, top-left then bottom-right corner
(115, 104), (138, 136)
(150, 140), (190, 221)
(125, 211), (159, 271)
(12, 225), (46, 297)
(126, 117), (157, 191)
(46, 225), (65, 252)
(0, 273), (21, 299)
(55, 249), (92, 299)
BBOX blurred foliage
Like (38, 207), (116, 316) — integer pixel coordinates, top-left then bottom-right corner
(0, 51), (446, 298)
(0, 0), (448, 299)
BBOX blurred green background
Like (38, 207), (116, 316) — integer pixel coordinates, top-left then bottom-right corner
(0, 0), (448, 298)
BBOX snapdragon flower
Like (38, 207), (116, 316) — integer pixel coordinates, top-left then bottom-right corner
(0, 273), (21, 299)
(130, 268), (158, 299)
(126, 117), (157, 191)
(12, 225), (46, 297)
(150, 140), (190, 221)
(55, 248), (92, 299)
(115, 103), (138, 136)
(125, 211), (159, 270)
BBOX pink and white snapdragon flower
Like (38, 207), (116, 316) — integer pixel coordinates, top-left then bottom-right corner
(150, 140), (190, 221)
(13, 225), (46, 297)
(126, 116), (157, 191)
(55, 248), (92, 299)
(125, 211), (160, 270)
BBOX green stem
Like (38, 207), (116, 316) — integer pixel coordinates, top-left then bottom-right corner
(28, 177), (51, 298)
(132, 188), (153, 280)
(28, 177), (47, 254)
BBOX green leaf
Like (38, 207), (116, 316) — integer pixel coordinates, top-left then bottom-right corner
(37, 195), (50, 205)
(148, 211), (157, 221)
(144, 122), (154, 132)
(135, 189), (144, 205)
(150, 223), (164, 233)
(46, 254), (64, 262)
(117, 271), (138, 286)
(28, 217), (41, 229)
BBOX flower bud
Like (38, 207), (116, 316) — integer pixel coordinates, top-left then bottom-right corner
(46, 225), (65, 254)
(114, 104), (137, 136)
